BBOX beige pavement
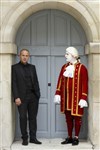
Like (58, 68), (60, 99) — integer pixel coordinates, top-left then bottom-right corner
(11, 138), (93, 150)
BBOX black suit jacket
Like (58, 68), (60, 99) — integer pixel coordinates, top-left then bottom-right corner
(12, 62), (40, 102)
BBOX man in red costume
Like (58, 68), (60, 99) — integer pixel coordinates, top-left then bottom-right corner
(54, 47), (88, 146)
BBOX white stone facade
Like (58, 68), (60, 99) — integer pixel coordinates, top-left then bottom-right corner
(0, 0), (100, 149)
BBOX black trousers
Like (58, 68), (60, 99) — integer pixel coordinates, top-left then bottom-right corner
(18, 99), (39, 140)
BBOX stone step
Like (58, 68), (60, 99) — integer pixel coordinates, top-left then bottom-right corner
(11, 139), (93, 150)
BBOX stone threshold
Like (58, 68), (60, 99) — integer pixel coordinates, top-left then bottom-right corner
(11, 138), (93, 150)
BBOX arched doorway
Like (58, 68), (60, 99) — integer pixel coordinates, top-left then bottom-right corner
(1, 1), (100, 148)
(15, 9), (88, 139)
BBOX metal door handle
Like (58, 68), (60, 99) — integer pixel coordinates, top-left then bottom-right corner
(48, 83), (51, 86)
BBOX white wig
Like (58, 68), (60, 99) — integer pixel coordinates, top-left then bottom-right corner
(66, 47), (80, 61)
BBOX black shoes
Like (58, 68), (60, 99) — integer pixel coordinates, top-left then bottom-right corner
(22, 137), (78, 146)
(22, 138), (42, 145)
(61, 137), (73, 144)
(61, 137), (79, 146)
(30, 138), (42, 144)
(72, 137), (79, 146)
(22, 139), (28, 146)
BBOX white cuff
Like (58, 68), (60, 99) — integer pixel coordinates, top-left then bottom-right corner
(78, 99), (88, 108)
(54, 95), (61, 104)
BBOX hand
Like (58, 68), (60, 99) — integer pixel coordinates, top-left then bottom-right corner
(78, 99), (88, 108)
(54, 95), (61, 104)
(15, 98), (22, 106)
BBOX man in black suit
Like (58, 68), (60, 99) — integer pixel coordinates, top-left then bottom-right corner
(12, 49), (42, 145)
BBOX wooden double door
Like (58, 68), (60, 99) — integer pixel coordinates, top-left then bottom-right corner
(15, 9), (88, 139)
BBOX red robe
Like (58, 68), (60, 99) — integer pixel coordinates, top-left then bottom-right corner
(55, 62), (88, 116)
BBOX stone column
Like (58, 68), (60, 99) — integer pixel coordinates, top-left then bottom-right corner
(0, 42), (17, 149)
(85, 43), (100, 149)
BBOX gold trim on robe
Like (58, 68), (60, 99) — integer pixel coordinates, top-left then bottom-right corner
(55, 62), (88, 116)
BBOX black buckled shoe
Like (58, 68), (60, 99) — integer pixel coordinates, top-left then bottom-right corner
(30, 138), (42, 144)
(22, 139), (28, 146)
(61, 137), (73, 144)
(72, 137), (79, 146)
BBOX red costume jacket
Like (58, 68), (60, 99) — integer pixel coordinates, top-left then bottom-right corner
(55, 62), (88, 116)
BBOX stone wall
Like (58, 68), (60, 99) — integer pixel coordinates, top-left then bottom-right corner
(0, 0), (100, 149)
(86, 43), (100, 149)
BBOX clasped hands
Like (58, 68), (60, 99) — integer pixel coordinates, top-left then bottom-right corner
(54, 95), (88, 108)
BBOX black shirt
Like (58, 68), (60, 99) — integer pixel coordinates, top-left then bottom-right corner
(20, 62), (34, 100)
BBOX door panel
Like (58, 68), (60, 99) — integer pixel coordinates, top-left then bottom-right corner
(31, 56), (51, 137)
(50, 56), (67, 138)
(32, 15), (49, 46)
(15, 9), (88, 139)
